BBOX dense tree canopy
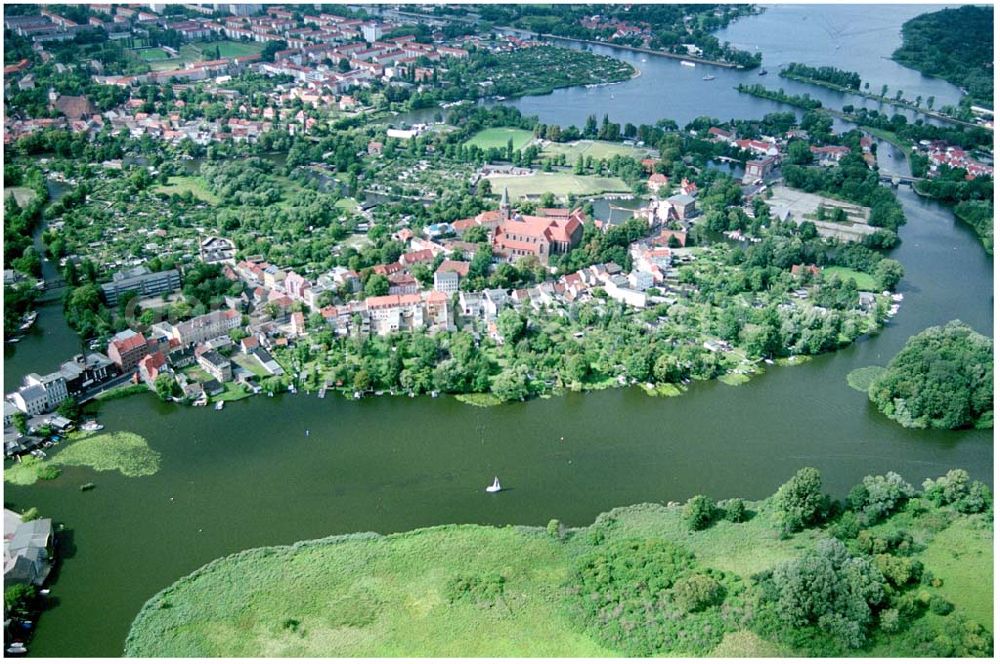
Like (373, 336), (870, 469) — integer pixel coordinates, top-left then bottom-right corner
(892, 6), (993, 106)
(868, 320), (993, 429)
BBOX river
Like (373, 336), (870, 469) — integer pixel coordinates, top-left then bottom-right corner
(3, 5), (993, 658)
(398, 4), (961, 132)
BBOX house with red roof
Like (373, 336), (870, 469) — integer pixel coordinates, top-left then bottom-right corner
(791, 264), (821, 278)
(647, 172), (668, 193)
(108, 330), (149, 373)
(138, 351), (168, 389)
(433, 260), (470, 293)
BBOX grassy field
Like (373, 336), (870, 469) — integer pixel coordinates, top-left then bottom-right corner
(135, 47), (172, 61)
(915, 518), (993, 628)
(127, 474), (994, 658)
(127, 484), (993, 658)
(464, 128), (534, 151)
(177, 40), (265, 62)
(126, 526), (613, 657)
(8, 186), (38, 206)
(486, 173), (629, 201)
(822, 266), (877, 290)
(540, 139), (652, 162)
(154, 176), (221, 205)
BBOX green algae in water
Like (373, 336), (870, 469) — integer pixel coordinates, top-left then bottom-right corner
(53, 432), (160, 477)
(4, 432), (160, 485)
(846, 366), (887, 393)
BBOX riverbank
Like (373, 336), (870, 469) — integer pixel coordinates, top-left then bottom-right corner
(498, 27), (742, 69)
(125, 472), (992, 657)
(778, 71), (983, 129)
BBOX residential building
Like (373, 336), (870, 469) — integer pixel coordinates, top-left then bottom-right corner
(138, 351), (169, 388)
(58, 353), (117, 396)
(4, 509), (53, 587)
(10, 384), (48, 416)
(666, 194), (697, 219)
(23, 372), (68, 410)
(200, 236), (237, 264)
(744, 155), (779, 183)
(108, 329), (149, 372)
(100, 266), (181, 306)
(197, 350), (232, 383)
(433, 260), (470, 293)
(155, 309), (241, 347)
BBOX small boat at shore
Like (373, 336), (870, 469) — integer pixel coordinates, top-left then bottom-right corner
(758, 69), (769, 76)
(18, 311), (38, 332)
(214, 401), (224, 411)
(486, 476), (502, 493)
(680, 60), (696, 67)
(80, 420), (104, 432)
(702, 75), (715, 81)
(7, 644), (27, 655)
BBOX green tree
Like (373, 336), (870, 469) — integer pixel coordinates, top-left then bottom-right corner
(761, 538), (885, 649)
(684, 494), (715, 531)
(12, 411), (28, 435)
(497, 309), (526, 343)
(4, 583), (36, 617)
(56, 396), (81, 420)
(873, 258), (904, 291)
(154, 373), (179, 401)
(847, 472), (915, 525)
(773, 467), (827, 535)
(868, 321), (993, 429)
(364, 273), (390, 297)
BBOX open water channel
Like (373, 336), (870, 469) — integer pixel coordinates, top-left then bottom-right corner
(3, 5), (993, 656)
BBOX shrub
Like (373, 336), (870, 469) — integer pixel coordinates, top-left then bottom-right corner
(874, 554), (923, 588)
(568, 539), (733, 655)
(830, 510), (861, 541)
(445, 573), (506, 606)
(684, 495), (715, 530)
(718, 498), (746, 523)
(856, 529), (913, 555)
(879, 607), (901, 633)
(929, 596), (954, 616)
(547, 518), (563, 540)
(672, 573), (724, 613)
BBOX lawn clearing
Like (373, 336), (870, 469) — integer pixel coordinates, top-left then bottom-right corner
(540, 139), (652, 162)
(154, 176), (221, 205)
(822, 266), (877, 290)
(464, 127), (534, 151)
(8, 186), (37, 206)
(179, 40), (265, 61)
(486, 173), (629, 201)
(915, 518), (993, 628)
(135, 47), (172, 61)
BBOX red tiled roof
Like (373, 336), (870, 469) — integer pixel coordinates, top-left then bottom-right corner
(435, 260), (470, 276)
